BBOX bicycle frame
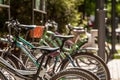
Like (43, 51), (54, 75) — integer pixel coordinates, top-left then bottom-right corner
(0, 36), (40, 68)
(0, 27), (87, 72)
(0, 50), (52, 80)
(16, 37), (40, 67)
(17, 32), (77, 69)
(0, 37), (54, 79)
(3, 20), (87, 72)
(1, 20), (103, 80)
(40, 30), (88, 54)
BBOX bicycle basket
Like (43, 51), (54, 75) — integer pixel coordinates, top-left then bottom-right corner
(30, 26), (44, 38)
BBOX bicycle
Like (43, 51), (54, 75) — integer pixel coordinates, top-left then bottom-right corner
(52, 34), (110, 80)
(1, 19), (110, 80)
(66, 24), (112, 63)
(51, 67), (99, 80)
(0, 59), (100, 80)
(0, 46), (100, 80)
(30, 20), (110, 80)
(25, 20), (110, 80)
(0, 44), (59, 80)
(0, 20), (100, 80)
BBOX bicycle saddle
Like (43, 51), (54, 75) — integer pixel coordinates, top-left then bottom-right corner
(18, 24), (36, 30)
(73, 29), (85, 33)
(54, 35), (74, 41)
(32, 46), (59, 53)
(72, 27), (83, 30)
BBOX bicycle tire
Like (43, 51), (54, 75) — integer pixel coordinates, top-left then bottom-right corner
(1, 49), (21, 69)
(105, 47), (109, 63)
(6, 55), (20, 69)
(59, 52), (110, 80)
(80, 45), (109, 63)
(105, 41), (111, 63)
(0, 70), (7, 80)
(50, 68), (99, 80)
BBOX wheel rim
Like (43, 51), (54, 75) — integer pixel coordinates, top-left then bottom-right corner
(61, 53), (110, 80)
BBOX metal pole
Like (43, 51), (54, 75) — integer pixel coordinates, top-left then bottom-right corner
(94, 0), (99, 29)
(8, 0), (10, 19)
(31, 0), (35, 42)
(111, 0), (117, 54)
(41, 0), (43, 25)
(97, 0), (106, 61)
(32, 0), (34, 25)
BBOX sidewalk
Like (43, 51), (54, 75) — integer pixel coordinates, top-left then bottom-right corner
(107, 43), (120, 80)
(107, 59), (120, 80)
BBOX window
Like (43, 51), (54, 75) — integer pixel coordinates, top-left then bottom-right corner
(34, 0), (46, 11)
(35, 0), (41, 10)
(32, 0), (46, 25)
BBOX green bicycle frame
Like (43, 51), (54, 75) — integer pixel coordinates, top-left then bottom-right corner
(15, 37), (40, 67)
(40, 30), (88, 54)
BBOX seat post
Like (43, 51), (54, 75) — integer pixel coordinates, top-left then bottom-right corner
(60, 39), (66, 51)
(35, 54), (45, 79)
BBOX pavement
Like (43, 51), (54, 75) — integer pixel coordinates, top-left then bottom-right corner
(107, 59), (120, 80)
(107, 43), (120, 80)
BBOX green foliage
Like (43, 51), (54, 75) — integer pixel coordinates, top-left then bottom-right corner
(116, 2), (120, 16)
(106, 0), (120, 19)
(0, 0), (95, 32)
(107, 3), (112, 18)
(85, 0), (95, 15)
(0, 0), (120, 34)
(46, 0), (83, 33)
(10, 0), (32, 24)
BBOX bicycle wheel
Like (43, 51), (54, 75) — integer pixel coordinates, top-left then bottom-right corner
(0, 68), (16, 80)
(1, 52), (21, 69)
(50, 68), (99, 80)
(60, 52), (110, 80)
(1, 48), (22, 69)
(5, 55), (20, 69)
(0, 70), (7, 80)
(105, 41), (111, 63)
